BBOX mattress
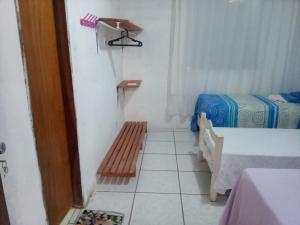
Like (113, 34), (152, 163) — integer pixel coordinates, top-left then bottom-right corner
(212, 128), (300, 193)
(191, 94), (300, 131)
(220, 169), (300, 225)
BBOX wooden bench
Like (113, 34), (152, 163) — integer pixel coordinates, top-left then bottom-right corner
(97, 121), (147, 177)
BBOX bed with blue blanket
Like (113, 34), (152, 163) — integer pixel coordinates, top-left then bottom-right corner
(191, 93), (300, 132)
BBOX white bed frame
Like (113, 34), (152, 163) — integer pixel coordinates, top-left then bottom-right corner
(197, 112), (224, 202)
(198, 113), (300, 202)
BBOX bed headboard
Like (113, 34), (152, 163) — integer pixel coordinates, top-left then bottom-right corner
(198, 113), (225, 201)
(198, 113), (224, 172)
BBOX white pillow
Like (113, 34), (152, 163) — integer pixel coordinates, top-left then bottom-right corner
(268, 94), (287, 103)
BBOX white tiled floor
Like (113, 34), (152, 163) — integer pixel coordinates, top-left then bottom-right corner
(175, 141), (198, 155)
(61, 129), (226, 225)
(130, 193), (183, 225)
(182, 195), (226, 225)
(179, 172), (211, 195)
(87, 192), (135, 225)
(144, 141), (175, 154)
(147, 131), (174, 141)
(95, 175), (139, 193)
(137, 170), (180, 193)
(174, 131), (197, 142)
(141, 154), (177, 171)
(177, 154), (209, 172)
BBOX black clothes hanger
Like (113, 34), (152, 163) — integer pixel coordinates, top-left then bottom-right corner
(107, 29), (143, 47)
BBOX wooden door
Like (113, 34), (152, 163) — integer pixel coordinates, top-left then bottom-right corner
(18, 1), (80, 224)
(0, 176), (10, 224)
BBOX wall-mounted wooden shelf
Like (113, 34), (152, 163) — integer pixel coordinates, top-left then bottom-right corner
(117, 80), (142, 89)
(98, 18), (142, 35)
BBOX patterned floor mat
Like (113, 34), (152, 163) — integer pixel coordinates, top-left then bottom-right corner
(76, 210), (124, 225)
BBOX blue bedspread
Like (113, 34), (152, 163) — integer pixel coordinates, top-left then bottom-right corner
(191, 94), (300, 132)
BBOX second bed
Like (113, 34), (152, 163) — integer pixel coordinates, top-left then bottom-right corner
(198, 113), (300, 201)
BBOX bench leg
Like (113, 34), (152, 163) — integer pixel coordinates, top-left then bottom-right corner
(209, 173), (217, 202)
(209, 189), (217, 202)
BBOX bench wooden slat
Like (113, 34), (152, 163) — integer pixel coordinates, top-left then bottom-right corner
(98, 122), (129, 173)
(114, 122), (141, 176)
(98, 121), (147, 177)
(119, 122), (144, 176)
(108, 122), (136, 175)
(100, 123), (131, 176)
(123, 123), (143, 176)
(111, 122), (140, 176)
(102, 123), (134, 176)
(129, 122), (147, 176)
(103, 122), (135, 176)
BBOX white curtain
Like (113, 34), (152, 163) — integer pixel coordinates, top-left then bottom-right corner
(167, 0), (300, 118)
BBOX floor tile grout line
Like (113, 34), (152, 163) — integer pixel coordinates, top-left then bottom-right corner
(181, 193), (212, 196)
(173, 129), (186, 225)
(177, 170), (210, 173)
(140, 169), (210, 173)
(128, 134), (148, 225)
(146, 140), (175, 142)
(147, 139), (195, 143)
(144, 152), (200, 155)
(133, 191), (180, 195)
(93, 190), (211, 196)
(94, 190), (181, 194)
(94, 190), (136, 194)
(143, 152), (195, 155)
(89, 130), (201, 225)
(143, 152), (176, 155)
(147, 129), (193, 132)
(97, 169), (209, 177)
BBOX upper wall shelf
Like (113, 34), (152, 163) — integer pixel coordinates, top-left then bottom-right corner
(80, 13), (143, 35)
(117, 80), (142, 89)
(98, 18), (143, 35)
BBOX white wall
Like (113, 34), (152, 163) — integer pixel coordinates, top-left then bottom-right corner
(65, 0), (188, 205)
(0, 1), (47, 225)
(120, 0), (189, 129)
(66, 0), (123, 203)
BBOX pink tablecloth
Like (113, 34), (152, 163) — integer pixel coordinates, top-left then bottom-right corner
(220, 168), (300, 225)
